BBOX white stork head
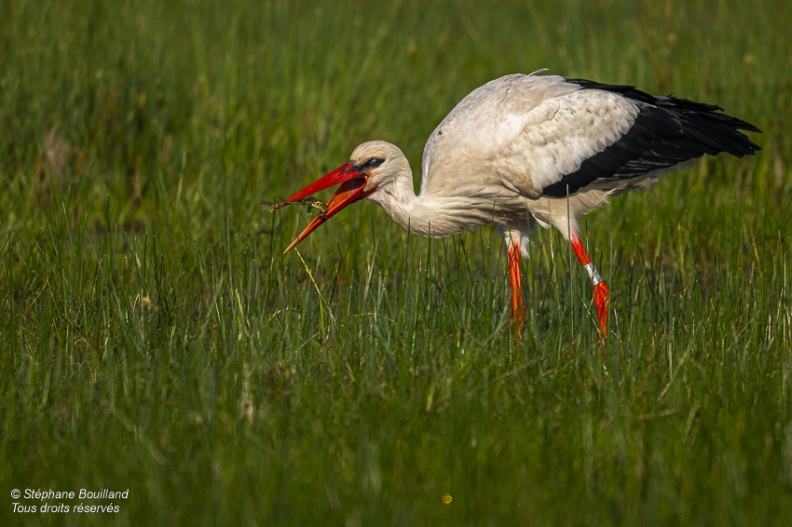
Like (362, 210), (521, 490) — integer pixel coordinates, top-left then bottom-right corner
(281, 140), (408, 253)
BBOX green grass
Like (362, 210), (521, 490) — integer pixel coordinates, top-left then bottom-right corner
(1, 0), (791, 525)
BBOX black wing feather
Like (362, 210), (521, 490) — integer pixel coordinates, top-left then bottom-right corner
(541, 79), (761, 198)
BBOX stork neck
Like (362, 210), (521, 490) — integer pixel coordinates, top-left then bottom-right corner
(367, 169), (494, 238)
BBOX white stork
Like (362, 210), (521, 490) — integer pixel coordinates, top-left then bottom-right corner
(273, 71), (760, 337)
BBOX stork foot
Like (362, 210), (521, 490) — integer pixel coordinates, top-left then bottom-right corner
(508, 244), (526, 340)
(570, 234), (611, 341)
(593, 280), (610, 340)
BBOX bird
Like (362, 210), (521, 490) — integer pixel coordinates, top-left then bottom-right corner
(272, 70), (760, 338)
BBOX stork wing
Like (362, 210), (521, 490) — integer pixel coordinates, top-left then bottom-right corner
(493, 81), (761, 198)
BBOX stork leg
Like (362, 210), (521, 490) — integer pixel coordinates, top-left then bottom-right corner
(570, 234), (609, 337)
(508, 242), (526, 335)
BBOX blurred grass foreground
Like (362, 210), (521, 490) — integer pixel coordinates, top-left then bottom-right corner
(1, 0), (791, 525)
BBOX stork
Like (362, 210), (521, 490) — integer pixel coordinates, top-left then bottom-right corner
(273, 71), (760, 337)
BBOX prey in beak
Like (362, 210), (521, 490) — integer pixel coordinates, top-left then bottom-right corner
(271, 162), (374, 254)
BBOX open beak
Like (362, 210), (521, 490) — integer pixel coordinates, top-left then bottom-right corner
(280, 163), (374, 254)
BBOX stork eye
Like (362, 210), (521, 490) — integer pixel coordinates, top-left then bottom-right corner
(365, 158), (384, 168)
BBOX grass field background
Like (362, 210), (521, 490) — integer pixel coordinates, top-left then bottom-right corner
(1, 0), (791, 525)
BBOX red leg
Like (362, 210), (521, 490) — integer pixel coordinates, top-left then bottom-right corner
(570, 235), (610, 337)
(508, 243), (526, 336)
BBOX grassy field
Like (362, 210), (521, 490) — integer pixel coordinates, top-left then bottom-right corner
(1, 0), (791, 525)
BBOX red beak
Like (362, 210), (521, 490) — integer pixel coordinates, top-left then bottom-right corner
(280, 163), (374, 254)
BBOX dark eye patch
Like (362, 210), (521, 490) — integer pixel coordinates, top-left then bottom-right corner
(364, 158), (384, 168)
